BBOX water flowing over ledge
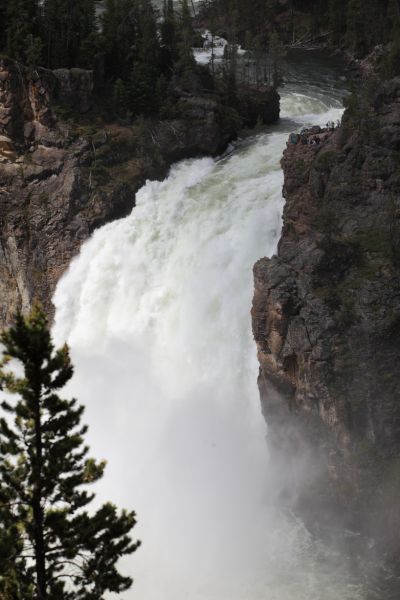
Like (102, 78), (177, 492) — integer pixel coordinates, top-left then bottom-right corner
(52, 54), (358, 599)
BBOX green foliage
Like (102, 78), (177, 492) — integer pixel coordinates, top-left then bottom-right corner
(220, 43), (239, 108)
(113, 78), (130, 118)
(178, 0), (196, 68)
(345, 0), (366, 56)
(5, 0), (40, 64)
(382, 24), (400, 78)
(24, 34), (43, 71)
(202, 0), (400, 59)
(328, 0), (348, 44)
(269, 31), (285, 89)
(41, 0), (97, 68)
(0, 306), (140, 599)
(130, 63), (161, 116)
(160, 0), (179, 72)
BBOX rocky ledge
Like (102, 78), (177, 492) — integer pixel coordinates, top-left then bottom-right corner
(252, 78), (400, 557)
(0, 57), (279, 325)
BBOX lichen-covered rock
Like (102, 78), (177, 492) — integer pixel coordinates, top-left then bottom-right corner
(252, 80), (400, 554)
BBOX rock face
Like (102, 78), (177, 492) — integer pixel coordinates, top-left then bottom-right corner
(0, 57), (280, 326)
(252, 79), (400, 550)
(238, 86), (281, 127)
(0, 58), (93, 149)
(53, 69), (94, 113)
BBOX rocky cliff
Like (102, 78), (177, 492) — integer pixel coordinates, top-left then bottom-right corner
(252, 78), (400, 554)
(0, 57), (279, 325)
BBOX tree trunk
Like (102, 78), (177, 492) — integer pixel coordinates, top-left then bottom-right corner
(33, 389), (46, 600)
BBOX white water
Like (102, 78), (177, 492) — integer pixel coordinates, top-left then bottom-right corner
(53, 65), (363, 599)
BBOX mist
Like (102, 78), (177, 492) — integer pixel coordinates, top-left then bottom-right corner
(51, 76), (364, 598)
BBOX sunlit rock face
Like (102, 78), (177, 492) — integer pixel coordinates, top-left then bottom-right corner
(0, 57), (133, 325)
(252, 79), (400, 554)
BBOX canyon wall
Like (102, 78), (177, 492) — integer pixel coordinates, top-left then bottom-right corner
(252, 78), (400, 551)
(0, 57), (279, 325)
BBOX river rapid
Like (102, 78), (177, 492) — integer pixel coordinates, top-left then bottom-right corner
(52, 52), (363, 599)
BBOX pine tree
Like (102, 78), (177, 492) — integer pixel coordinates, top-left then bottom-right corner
(180, 0), (195, 53)
(346, 0), (368, 56)
(221, 43), (239, 108)
(25, 34), (44, 71)
(0, 3), (6, 54)
(76, 0), (98, 68)
(0, 483), (32, 599)
(42, 0), (97, 68)
(173, 0), (197, 75)
(0, 307), (140, 599)
(383, 22), (400, 77)
(5, 0), (39, 62)
(269, 30), (285, 89)
(387, 0), (400, 38)
(160, 0), (179, 72)
(329, 0), (348, 45)
(129, 0), (163, 115)
(113, 78), (130, 118)
(102, 0), (139, 80)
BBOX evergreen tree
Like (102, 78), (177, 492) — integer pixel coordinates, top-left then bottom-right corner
(0, 307), (140, 599)
(346, 0), (367, 56)
(269, 30), (285, 89)
(5, 0), (39, 63)
(160, 0), (179, 71)
(129, 0), (163, 115)
(102, 0), (139, 80)
(180, 0), (195, 53)
(387, 0), (400, 37)
(113, 78), (130, 118)
(172, 0), (196, 73)
(136, 0), (161, 63)
(0, 483), (32, 599)
(25, 34), (44, 71)
(76, 0), (98, 67)
(383, 22), (400, 77)
(221, 43), (239, 108)
(328, 0), (348, 45)
(0, 3), (6, 54)
(42, 0), (97, 68)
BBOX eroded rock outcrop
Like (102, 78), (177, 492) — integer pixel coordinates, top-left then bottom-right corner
(252, 79), (400, 550)
(0, 57), (279, 325)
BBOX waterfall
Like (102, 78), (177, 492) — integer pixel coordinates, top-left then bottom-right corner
(53, 56), (362, 599)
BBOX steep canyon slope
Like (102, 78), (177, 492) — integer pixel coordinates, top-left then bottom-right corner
(252, 77), (400, 552)
(0, 57), (279, 325)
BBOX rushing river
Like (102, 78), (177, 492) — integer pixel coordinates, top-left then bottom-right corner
(52, 53), (361, 599)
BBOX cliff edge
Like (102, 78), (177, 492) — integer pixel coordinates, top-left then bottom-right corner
(0, 57), (279, 326)
(252, 78), (400, 553)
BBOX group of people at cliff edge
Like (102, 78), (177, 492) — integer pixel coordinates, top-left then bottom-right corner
(289, 120), (341, 147)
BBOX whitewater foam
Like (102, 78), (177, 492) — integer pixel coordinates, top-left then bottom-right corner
(53, 78), (361, 599)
